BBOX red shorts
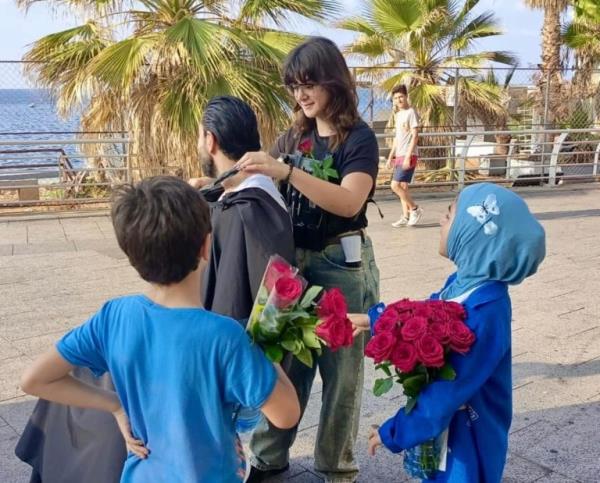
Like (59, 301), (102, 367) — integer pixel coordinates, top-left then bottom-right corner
(393, 155), (418, 168)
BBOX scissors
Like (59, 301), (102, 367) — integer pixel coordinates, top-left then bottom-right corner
(199, 166), (240, 201)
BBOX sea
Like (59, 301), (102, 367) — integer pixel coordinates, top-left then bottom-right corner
(0, 88), (391, 174)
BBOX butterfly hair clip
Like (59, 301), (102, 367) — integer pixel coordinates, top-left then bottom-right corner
(466, 194), (499, 236)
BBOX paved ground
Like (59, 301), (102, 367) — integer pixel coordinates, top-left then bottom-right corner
(1, 184), (599, 482)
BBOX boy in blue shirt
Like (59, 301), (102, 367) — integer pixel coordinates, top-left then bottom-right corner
(20, 176), (301, 482)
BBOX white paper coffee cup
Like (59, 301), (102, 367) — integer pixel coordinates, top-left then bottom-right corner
(340, 235), (362, 266)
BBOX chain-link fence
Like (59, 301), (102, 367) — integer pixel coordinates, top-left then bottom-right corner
(0, 61), (83, 135)
(0, 61), (599, 210)
(352, 65), (600, 130)
(2, 60), (599, 135)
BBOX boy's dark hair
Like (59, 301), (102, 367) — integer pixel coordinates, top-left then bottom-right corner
(202, 96), (261, 160)
(392, 85), (408, 96)
(111, 176), (211, 285)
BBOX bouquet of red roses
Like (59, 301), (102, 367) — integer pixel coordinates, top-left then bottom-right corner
(365, 298), (476, 478)
(247, 255), (354, 367)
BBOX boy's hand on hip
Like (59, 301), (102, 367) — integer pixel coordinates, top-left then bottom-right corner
(112, 406), (149, 459)
(368, 425), (382, 456)
(385, 159), (393, 170)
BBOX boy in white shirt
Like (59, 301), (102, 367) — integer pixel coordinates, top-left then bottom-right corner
(386, 85), (423, 227)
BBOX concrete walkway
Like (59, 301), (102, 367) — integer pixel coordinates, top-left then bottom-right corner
(1, 185), (599, 482)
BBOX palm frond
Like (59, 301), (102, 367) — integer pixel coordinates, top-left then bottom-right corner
(336, 17), (379, 36)
(237, 0), (340, 24)
(368, 0), (425, 34)
(87, 36), (156, 89)
(449, 12), (503, 52)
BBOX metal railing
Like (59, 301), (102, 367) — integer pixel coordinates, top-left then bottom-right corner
(0, 137), (134, 208)
(377, 127), (600, 189)
(0, 128), (599, 210)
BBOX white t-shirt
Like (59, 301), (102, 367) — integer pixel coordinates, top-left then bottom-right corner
(394, 108), (419, 157)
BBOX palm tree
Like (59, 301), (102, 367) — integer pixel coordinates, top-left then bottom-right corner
(19, 0), (338, 178)
(338, 0), (517, 171)
(564, 0), (600, 90)
(522, 0), (571, 133)
(523, 0), (571, 76)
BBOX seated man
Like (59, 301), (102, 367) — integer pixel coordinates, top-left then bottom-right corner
(15, 96), (295, 483)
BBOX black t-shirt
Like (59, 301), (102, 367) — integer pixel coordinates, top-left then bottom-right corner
(271, 121), (379, 250)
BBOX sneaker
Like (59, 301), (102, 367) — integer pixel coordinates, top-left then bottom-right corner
(391, 216), (408, 228)
(407, 206), (423, 226)
(246, 464), (290, 482)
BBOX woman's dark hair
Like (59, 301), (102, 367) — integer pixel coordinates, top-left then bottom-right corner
(111, 176), (211, 285)
(202, 96), (261, 160)
(283, 37), (359, 150)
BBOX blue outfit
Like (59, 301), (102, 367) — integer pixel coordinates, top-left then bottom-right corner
(57, 295), (277, 483)
(376, 183), (546, 482)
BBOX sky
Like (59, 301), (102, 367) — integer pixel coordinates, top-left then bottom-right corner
(0, 0), (547, 76)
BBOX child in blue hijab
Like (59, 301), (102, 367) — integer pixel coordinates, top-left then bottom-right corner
(353, 183), (546, 482)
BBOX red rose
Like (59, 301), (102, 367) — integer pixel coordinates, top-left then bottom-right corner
(373, 309), (399, 334)
(298, 138), (313, 155)
(316, 315), (354, 351)
(448, 321), (476, 354)
(365, 331), (396, 363)
(400, 316), (429, 342)
(416, 335), (445, 368)
(444, 302), (466, 320)
(431, 308), (451, 324)
(390, 341), (418, 373)
(273, 276), (303, 309)
(264, 260), (295, 291)
(317, 288), (347, 319)
(413, 304), (434, 319)
(428, 321), (451, 344)
(388, 299), (414, 313)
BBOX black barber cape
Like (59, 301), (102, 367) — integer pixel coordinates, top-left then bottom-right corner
(203, 185), (295, 321)
(15, 183), (295, 483)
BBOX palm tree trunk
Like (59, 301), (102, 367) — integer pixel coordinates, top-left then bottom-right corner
(542, 6), (562, 76)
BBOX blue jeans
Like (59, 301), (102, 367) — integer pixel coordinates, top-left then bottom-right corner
(249, 237), (380, 482)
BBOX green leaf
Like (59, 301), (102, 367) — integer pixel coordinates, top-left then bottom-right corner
(265, 345), (284, 363)
(402, 374), (427, 398)
(250, 320), (261, 340)
(281, 339), (297, 352)
(375, 363), (392, 378)
(302, 327), (322, 349)
(324, 168), (339, 179)
(404, 396), (418, 414)
(259, 304), (285, 337)
(373, 377), (394, 397)
(300, 285), (323, 309)
(295, 317), (319, 328)
(439, 363), (456, 381)
(296, 347), (314, 367)
(257, 286), (269, 304)
(282, 309), (311, 321)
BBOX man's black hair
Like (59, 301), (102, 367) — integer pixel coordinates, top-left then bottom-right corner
(111, 176), (211, 285)
(202, 96), (261, 160)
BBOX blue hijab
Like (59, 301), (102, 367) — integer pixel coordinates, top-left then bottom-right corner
(440, 183), (546, 300)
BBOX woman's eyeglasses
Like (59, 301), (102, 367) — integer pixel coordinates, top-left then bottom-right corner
(285, 83), (318, 94)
